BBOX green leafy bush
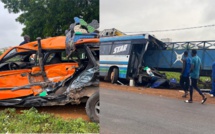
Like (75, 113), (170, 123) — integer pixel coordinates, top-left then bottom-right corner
(0, 108), (99, 133)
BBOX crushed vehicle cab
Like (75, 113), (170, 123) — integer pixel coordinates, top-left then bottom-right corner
(0, 36), (99, 122)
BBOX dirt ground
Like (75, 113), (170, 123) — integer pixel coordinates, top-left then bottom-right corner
(100, 82), (215, 105)
(0, 103), (90, 121)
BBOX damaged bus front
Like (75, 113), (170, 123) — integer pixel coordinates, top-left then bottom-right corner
(100, 34), (167, 86)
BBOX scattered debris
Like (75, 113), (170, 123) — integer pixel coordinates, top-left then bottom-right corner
(117, 80), (124, 85)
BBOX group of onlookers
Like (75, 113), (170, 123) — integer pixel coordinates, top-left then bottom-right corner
(180, 50), (215, 104)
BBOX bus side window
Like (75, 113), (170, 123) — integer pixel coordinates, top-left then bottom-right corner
(100, 43), (112, 55)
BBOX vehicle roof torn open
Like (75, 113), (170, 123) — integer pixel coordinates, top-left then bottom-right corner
(0, 17), (100, 123)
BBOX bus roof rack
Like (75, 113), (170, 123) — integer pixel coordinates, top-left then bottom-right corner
(100, 28), (126, 37)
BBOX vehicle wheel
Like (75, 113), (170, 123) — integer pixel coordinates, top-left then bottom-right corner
(86, 91), (99, 123)
(110, 68), (119, 84)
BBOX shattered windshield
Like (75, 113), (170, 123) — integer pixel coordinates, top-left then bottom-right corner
(3, 48), (17, 60)
(5, 55), (23, 63)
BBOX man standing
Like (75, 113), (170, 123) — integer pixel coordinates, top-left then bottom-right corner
(180, 51), (191, 98)
(19, 35), (30, 46)
(185, 50), (207, 104)
(210, 62), (215, 97)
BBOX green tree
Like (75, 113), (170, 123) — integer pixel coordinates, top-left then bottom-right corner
(1, 0), (99, 40)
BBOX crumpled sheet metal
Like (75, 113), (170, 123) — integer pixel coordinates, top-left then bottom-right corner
(66, 67), (99, 92)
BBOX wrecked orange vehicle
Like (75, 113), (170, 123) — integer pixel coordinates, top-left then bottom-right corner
(0, 36), (99, 122)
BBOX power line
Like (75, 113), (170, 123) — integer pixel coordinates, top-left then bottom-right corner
(124, 24), (215, 33)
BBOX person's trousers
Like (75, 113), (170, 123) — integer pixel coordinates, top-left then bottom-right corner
(210, 79), (215, 95)
(190, 78), (203, 100)
(180, 76), (189, 93)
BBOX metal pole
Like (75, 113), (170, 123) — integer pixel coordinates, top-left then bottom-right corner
(37, 37), (48, 81)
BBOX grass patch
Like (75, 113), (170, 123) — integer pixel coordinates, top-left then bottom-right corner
(162, 71), (211, 88)
(163, 71), (210, 81)
(199, 76), (211, 82)
(0, 108), (99, 133)
(163, 71), (181, 82)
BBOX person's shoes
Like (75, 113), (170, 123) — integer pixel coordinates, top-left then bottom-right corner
(201, 97), (207, 104)
(184, 100), (192, 103)
(182, 92), (188, 98)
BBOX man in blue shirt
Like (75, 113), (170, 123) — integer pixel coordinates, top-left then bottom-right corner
(185, 50), (207, 104)
(210, 62), (215, 97)
(180, 51), (191, 98)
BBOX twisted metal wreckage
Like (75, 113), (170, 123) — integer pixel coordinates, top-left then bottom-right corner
(100, 29), (214, 89)
(0, 16), (214, 123)
(0, 17), (100, 122)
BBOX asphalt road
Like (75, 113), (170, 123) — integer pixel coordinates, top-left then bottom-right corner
(100, 88), (215, 134)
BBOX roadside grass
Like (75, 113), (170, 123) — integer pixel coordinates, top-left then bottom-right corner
(163, 71), (181, 82)
(163, 71), (211, 88)
(0, 108), (99, 133)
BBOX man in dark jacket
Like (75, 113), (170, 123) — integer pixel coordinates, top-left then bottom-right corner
(180, 51), (191, 98)
(19, 35), (30, 46)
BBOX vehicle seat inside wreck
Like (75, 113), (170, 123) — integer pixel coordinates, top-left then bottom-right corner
(49, 53), (61, 64)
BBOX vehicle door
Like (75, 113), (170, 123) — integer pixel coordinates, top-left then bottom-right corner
(0, 48), (38, 100)
(31, 51), (79, 83)
(128, 40), (147, 78)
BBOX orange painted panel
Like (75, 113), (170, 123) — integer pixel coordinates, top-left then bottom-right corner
(0, 62), (78, 100)
(32, 86), (43, 96)
(45, 63), (78, 82)
(18, 36), (67, 50)
(31, 63), (78, 82)
(30, 75), (44, 83)
(0, 63), (78, 89)
(0, 37), (99, 61)
(0, 89), (34, 100)
(0, 69), (31, 88)
(75, 38), (99, 45)
(31, 66), (41, 75)
(0, 86), (43, 100)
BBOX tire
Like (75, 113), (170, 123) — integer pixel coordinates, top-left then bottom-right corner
(86, 91), (99, 123)
(110, 68), (119, 84)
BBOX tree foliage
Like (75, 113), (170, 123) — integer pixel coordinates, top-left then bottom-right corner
(1, 0), (99, 40)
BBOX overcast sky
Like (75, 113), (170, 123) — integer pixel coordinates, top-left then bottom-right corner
(100, 0), (215, 42)
(0, 2), (23, 48)
(1, 0), (215, 49)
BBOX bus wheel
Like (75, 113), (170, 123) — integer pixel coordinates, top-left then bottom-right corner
(110, 68), (119, 83)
